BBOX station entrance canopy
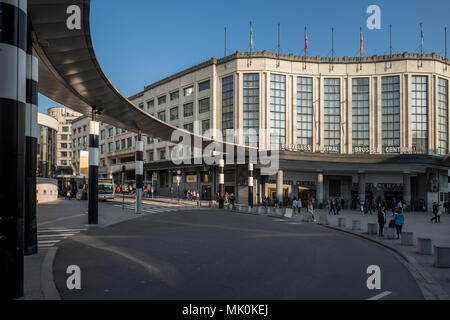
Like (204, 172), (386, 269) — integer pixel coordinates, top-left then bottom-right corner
(28, 0), (252, 154)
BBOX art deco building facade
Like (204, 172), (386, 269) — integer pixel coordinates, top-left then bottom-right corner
(98, 51), (450, 211)
(47, 107), (83, 175)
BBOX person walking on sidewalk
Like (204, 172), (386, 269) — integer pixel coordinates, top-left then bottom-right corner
(393, 209), (405, 240)
(377, 206), (387, 237)
(297, 198), (303, 215)
(431, 202), (441, 223)
(328, 199), (335, 215)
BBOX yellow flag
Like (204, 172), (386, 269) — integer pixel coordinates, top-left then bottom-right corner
(250, 23), (254, 49)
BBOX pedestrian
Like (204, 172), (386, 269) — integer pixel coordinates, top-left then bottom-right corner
(431, 202), (440, 223)
(335, 198), (341, 215)
(297, 198), (303, 215)
(62, 186), (67, 199)
(66, 186), (72, 200)
(328, 199), (335, 215)
(437, 203), (443, 223)
(308, 201), (316, 223)
(378, 206), (387, 237)
(393, 208), (405, 239)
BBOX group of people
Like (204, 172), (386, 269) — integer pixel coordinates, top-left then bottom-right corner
(115, 184), (134, 194)
(292, 198), (316, 222)
(377, 206), (405, 239)
(186, 190), (200, 201)
(327, 198), (343, 215)
(431, 202), (444, 223)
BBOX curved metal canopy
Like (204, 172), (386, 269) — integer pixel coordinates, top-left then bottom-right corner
(28, 0), (250, 153)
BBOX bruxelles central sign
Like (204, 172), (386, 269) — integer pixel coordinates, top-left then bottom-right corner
(281, 144), (418, 155)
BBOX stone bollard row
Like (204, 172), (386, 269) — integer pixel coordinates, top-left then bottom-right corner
(352, 220), (361, 231)
(418, 238), (433, 255)
(338, 217), (346, 228)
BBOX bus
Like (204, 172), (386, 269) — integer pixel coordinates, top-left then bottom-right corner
(98, 178), (114, 201)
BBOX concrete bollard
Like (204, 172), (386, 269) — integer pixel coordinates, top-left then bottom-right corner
(284, 208), (293, 219)
(367, 223), (378, 235)
(252, 207), (257, 214)
(275, 208), (282, 216)
(228, 204), (233, 211)
(385, 227), (396, 240)
(418, 238), (433, 255)
(434, 247), (450, 268)
(248, 206), (252, 214)
(318, 213), (328, 225)
(401, 232), (414, 246)
(352, 220), (361, 231)
(237, 205), (243, 213)
(257, 207), (264, 214)
(338, 217), (346, 228)
(267, 207), (274, 215)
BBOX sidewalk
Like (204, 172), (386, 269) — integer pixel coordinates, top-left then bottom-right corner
(23, 198), (192, 300)
(320, 209), (450, 299)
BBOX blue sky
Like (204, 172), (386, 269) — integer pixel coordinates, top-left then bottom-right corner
(38, 0), (450, 113)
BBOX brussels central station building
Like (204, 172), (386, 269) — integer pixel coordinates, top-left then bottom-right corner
(98, 51), (450, 211)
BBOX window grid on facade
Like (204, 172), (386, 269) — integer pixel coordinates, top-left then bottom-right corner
(324, 78), (341, 152)
(352, 78), (370, 151)
(412, 76), (429, 154)
(244, 74), (260, 146)
(183, 103), (193, 118)
(199, 98), (210, 114)
(270, 74), (286, 149)
(382, 76), (401, 152)
(222, 76), (234, 140)
(438, 78), (449, 155)
(297, 77), (313, 148)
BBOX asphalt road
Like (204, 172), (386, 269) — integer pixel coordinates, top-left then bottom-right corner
(53, 208), (424, 300)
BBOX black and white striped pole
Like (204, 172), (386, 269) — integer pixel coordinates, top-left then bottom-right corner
(248, 163), (254, 208)
(218, 158), (224, 208)
(0, 0), (28, 299)
(24, 25), (38, 256)
(88, 110), (99, 225)
(135, 131), (143, 214)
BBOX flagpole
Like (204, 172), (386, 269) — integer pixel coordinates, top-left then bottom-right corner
(304, 26), (307, 70)
(360, 27), (362, 70)
(445, 26), (448, 71)
(249, 21), (252, 66)
(390, 24), (393, 68)
(420, 23), (423, 67)
(224, 27), (227, 57)
(277, 23), (281, 67)
(331, 27), (334, 71)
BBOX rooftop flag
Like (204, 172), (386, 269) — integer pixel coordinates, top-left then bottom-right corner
(360, 28), (364, 55)
(305, 28), (308, 56)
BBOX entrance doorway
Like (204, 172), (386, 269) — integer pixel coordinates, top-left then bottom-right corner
(298, 187), (316, 203)
(202, 185), (212, 201)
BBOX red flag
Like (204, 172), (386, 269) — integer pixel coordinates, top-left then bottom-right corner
(360, 29), (364, 55)
(305, 29), (308, 55)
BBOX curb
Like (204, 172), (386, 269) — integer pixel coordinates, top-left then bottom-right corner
(321, 224), (449, 300)
(41, 247), (61, 300)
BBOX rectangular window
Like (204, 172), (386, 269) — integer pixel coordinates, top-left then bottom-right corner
(83, 125), (87, 132)
(412, 76), (428, 154)
(159, 149), (166, 160)
(184, 86), (194, 97)
(61, 143), (68, 149)
(108, 142), (113, 152)
(116, 141), (120, 151)
(138, 103), (144, 109)
(352, 78), (370, 152)
(170, 107), (179, 121)
(61, 134), (68, 141)
(199, 98), (210, 114)
(147, 99), (154, 109)
(438, 78), (449, 155)
(62, 126), (69, 132)
(222, 75), (234, 140)
(158, 95), (167, 105)
(199, 80), (210, 91)
(324, 78), (341, 152)
(202, 119), (210, 134)
(270, 74), (286, 149)
(382, 76), (401, 153)
(148, 152), (154, 161)
(121, 139), (126, 149)
(170, 91), (179, 101)
(297, 77), (313, 149)
(244, 74), (260, 146)
(101, 130), (105, 140)
(183, 102), (193, 117)
(116, 128), (121, 135)
(184, 123), (194, 132)
(158, 111), (166, 121)
(100, 145), (105, 154)
(127, 137), (132, 149)
(109, 128), (114, 137)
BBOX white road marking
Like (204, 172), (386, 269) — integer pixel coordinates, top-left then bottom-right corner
(38, 228), (87, 233)
(367, 291), (393, 300)
(38, 240), (61, 244)
(38, 234), (75, 238)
